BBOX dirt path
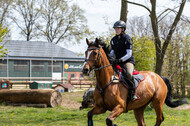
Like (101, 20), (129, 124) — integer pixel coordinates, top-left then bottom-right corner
(174, 104), (190, 110)
(61, 90), (85, 109)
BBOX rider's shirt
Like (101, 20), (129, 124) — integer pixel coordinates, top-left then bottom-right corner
(110, 32), (135, 65)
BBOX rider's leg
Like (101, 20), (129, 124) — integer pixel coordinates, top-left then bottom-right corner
(123, 62), (138, 100)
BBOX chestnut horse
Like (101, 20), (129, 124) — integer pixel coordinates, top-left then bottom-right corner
(82, 38), (188, 126)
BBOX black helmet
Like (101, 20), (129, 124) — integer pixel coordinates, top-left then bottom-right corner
(113, 20), (126, 30)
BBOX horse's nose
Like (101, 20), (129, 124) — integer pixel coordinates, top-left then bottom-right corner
(82, 68), (89, 75)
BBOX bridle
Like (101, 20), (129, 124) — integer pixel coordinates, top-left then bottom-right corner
(85, 47), (118, 109)
(84, 47), (112, 71)
(84, 46), (115, 110)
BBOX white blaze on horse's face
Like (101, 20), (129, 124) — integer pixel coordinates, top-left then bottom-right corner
(87, 50), (93, 59)
(82, 50), (93, 75)
(83, 50), (93, 67)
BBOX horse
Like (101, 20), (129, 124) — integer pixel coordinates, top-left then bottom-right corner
(82, 38), (188, 126)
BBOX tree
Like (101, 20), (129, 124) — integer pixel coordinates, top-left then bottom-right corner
(0, 26), (8, 58)
(0, 0), (13, 26)
(133, 36), (155, 71)
(126, 16), (155, 71)
(120, 0), (128, 23)
(127, 16), (152, 37)
(162, 20), (190, 97)
(37, 0), (89, 44)
(127, 0), (187, 75)
(11, 0), (40, 41)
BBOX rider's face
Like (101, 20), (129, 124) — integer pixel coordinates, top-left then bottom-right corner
(114, 27), (123, 35)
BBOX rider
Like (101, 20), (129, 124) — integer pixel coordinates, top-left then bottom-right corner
(109, 20), (138, 101)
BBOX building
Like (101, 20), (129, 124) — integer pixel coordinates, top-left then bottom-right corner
(53, 83), (75, 93)
(0, 40), (84, 80)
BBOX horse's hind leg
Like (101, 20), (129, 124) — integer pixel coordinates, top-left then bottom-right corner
(87, 105), (106, 126)
(152, 99), (165, 126)
(134, 105), (147, 126)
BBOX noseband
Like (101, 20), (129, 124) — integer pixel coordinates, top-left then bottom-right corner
(84, 47), (112, 71)
(84, 47), (101, 69)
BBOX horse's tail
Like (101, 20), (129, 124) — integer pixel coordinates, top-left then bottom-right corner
(161, 76), (188, 108)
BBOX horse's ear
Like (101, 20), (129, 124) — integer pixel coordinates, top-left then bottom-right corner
(86, 38), (91, 45)
(95, 38), (99, 45)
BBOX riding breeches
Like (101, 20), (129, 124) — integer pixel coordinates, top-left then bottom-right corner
(121, 62), (134, 80)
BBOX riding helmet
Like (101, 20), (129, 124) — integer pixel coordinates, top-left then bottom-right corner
(113, 20), (126, 30)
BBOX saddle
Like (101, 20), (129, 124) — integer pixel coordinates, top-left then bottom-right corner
(112, 64), (145, 92)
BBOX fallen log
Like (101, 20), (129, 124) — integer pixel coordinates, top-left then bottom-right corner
(3, 103), (48, 108)
(0, 89), (62, 107)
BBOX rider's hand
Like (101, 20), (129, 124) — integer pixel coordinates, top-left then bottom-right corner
(114, 59), (120, 64)
(119, 59), (123, 62)
(110, 58), (120, 64)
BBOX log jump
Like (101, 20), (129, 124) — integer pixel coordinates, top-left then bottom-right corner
(0, 89), (62, 107)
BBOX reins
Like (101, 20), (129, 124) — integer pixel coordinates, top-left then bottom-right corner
(84, 46), (117, 110)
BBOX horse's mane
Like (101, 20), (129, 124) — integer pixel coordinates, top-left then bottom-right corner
(88, 39), (111, 57)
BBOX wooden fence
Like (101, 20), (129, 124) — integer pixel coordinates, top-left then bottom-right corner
(0, 77), (95, 89)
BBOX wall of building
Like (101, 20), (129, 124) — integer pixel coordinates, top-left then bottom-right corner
(0, 59), (84, 80)
(64, 61), (83, 79)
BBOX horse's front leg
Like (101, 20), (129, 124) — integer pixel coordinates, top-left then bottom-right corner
(88, 104), (106, 126)
(106, 105), (125, 126)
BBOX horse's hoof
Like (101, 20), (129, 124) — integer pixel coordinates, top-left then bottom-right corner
(88, 119), (93, 126)
(106, 118), (112, 126)
(106, 118), (118, 126)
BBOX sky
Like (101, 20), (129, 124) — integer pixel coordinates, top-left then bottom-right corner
(11, 0), (190, 54)
(66, 0), (190, 54)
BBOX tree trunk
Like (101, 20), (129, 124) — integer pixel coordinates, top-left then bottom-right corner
(155, 53), (164, 75)
(149, 0), (164, 75)
(127, 0), (186, 76)
(120, 0), (128, 23)
(0, 89), (62, 107)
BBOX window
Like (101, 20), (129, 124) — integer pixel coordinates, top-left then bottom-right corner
(0, 60), (7, 71)
(32, 61), (44, 72)
(80, 73), (84, 78)
(48, 61), (61, 72)
(53, 62), (61, 72)
(14, 60), (28, 72)
(48, 61), (52, 72)
(71, 73), (75, 79)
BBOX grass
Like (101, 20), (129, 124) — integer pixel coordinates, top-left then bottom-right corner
(0, 91), (189, 126)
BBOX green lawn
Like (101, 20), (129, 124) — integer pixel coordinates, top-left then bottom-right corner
(0, 91), (189, 126)
(0, 105), (190, 126)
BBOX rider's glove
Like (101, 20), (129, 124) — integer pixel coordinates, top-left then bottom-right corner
(110, 58), (121, 64)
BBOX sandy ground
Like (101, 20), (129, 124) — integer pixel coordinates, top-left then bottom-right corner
(61, 89), (85, 109)
(173, 104), (190, 110)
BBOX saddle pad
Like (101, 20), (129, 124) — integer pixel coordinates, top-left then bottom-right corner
(133, 73), (145, 89)
(111, 72), (145, 89)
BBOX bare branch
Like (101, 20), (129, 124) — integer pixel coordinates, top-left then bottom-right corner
(162, 0), (187, 58)
(0, 0), (13, 25)
(126, 0), (151, 13)
(157, 5), (181, 23)
(12, 18), (26, 35)
(38, 1), (89, 44)
(11, 0), (40, 41)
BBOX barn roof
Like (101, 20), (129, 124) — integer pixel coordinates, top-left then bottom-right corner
(55, 84), (75, 89)
(1, 40), (84, 60)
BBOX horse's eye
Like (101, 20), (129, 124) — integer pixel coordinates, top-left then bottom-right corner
(94, 52), (97, 55)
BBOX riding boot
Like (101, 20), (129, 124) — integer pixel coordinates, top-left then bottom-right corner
(130, 77), (138, 101)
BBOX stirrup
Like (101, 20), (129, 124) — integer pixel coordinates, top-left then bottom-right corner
(132, 94), (138, 101)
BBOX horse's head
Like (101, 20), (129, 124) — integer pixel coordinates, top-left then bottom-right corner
(82, 38), (102, 75)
